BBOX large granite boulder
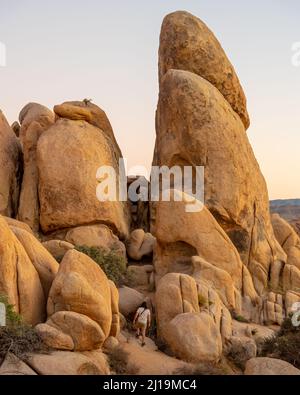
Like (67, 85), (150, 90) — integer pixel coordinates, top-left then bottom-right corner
(10, 226), (59, 297)
(0, 216), (46, 325)
(37, 101), (130, 238)
(18, 103), (54, 231)
(54, 100), (121, 157)
(154, 190), (258, 313)
(245, 357), (300, 375)
(43, 249), (120, 351)
(158, 11), (250, 128)
(153, 69), (286, 296)
(155, 273), (222, 362)
(65, 224), (126, 257)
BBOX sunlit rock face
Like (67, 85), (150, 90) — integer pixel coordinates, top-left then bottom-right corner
(37, 100), (130, 239)
(153, 11), (300, 336)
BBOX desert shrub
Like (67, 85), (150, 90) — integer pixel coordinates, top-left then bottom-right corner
(0, 295), (22, 327)
(227, 350), (244, 370)
(0, 326), (49, 361)
(226, 341), (255, 370)
(278, 314), (300, 336)
(0, 295), (49, 362)
(173, 362), (227, 375)
(260, 315), (300, 368)
(107, 346), (138, 375)
(75, 246), (129, 287)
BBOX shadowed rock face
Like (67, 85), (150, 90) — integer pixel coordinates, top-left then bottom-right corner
(17, 103), (55, 232)
(0, 216), (47, 325)
(0, 111), (22, 217)
(158, 11), (250, 129)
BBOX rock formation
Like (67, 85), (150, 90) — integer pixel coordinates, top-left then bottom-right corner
(0, 10), (299, 376)
(0, 210), (120, 360)
(272, 213), (300, 271)
(54, 100), (121, 157)
(245, 358), (300, 375)
(2, 99), (130, 249)
(158, 11), (250, 129)
(127, 175), (150, 231)
(0, 100), (130, 374)
(36, 249), (119, 351)
(42, 240), (74, 261)
(152, 10), (300, 362)
(17, 103), (55, 232)
(0, 216), (46, 325)
(270, 199), (300, 236)
(37, 100), (130, 239)
(65, 224), (126, 257)
(11, 226), (59, 298)
(153, 67), (286, 296)
(127, 229), (155, 261)
(0, 111), (22, 217)
(25, 351), (110, 375)
(118, 286), (145, 317)
(155, 272), (224, 362)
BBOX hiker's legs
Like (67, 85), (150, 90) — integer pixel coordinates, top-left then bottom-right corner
(136, 327), (140, 337)
(141, 325), (146, 345)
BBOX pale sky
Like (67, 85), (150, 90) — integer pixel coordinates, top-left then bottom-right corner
(0, 0), (299, 199)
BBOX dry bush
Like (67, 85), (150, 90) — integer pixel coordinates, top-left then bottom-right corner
(0, 294), (50, 364)
(0, 326), (50, 362)
(227, 347), (247, 370)
(107, 346), (139, 375)
(173, 362), (227, 375)
(260, 315), (300, 369)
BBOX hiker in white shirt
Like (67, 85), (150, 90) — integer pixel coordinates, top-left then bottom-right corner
(133, 302), (151, 347)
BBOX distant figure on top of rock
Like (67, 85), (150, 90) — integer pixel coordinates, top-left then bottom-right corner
(83, 98), (93, 105)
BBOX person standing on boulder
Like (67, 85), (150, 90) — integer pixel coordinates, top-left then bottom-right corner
(133, 302), (151, 347)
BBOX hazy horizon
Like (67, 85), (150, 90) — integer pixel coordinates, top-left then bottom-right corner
(0, 0), (299, 200)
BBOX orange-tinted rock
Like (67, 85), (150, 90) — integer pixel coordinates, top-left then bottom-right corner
(159, 11), (249, 128)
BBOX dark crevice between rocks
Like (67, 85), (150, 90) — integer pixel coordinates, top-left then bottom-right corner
(179, 274), (184, 314)
(14, 245), (21, 314)
(247, 201), (257, 269)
